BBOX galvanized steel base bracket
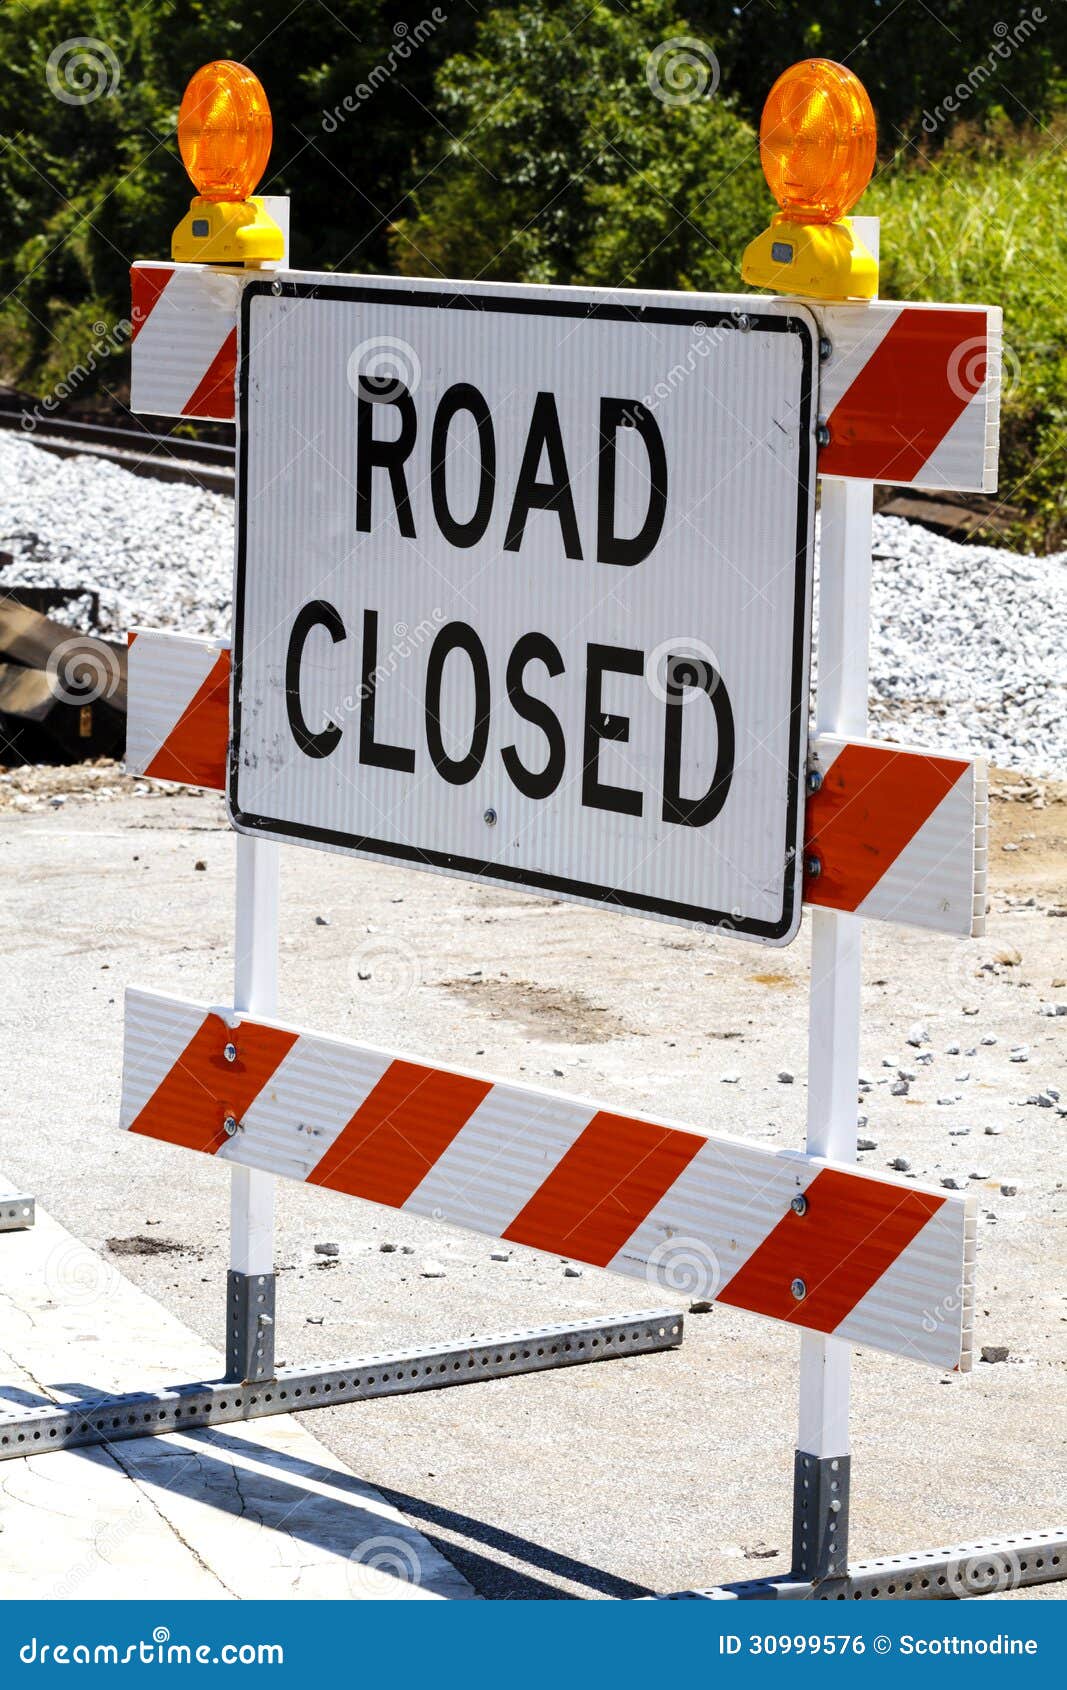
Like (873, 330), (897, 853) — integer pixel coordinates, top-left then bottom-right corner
(657, 1526), (1067, 1600)
(0, 1309), (683, 1461)
(0, 1195), (35, 1232)
(792, 1450), (850, 1581)
(226, 1269), (276, 1382)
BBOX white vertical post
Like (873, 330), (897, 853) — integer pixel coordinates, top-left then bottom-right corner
(797, 474), (873, 1461)
(229, 215), (288, 1290)
(230, 834), (279, 1275)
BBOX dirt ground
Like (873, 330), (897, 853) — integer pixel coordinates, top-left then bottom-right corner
(0, 758), (1064, 1598)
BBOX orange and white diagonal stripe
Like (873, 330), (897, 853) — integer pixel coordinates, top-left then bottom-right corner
(805, 735), (988, 938)
(125, 629), (229, 791)
(131, 263), (242, 421)
(120, 988), (976, 1371)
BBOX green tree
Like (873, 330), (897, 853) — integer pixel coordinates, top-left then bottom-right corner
(0, 0), (475, 396)
(694, 0), (1067, 143)
(393, 0), (767, 290)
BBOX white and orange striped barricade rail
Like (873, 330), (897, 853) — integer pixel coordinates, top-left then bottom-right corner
(120, 987), (976, 1374)
(805, 735), (988, 938)
(126, 629), (230, 789)
(131, 263), (242, 421)
(129, 261), (1001, 493)
(816, 301), (1001, 492)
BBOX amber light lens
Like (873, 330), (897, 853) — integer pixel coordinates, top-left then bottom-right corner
(759, 59), (876, 224)
(178, 61), (272, 202)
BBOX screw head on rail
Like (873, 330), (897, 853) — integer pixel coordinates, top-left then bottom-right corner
(816, 421), (831, 448)
(224, 1043), (237, 1063)
(791, 1193), (809, 1217)
(806, 768), (823, 794)
(819, 336), (833, 361)
(271, 277), (283, 296)
(805, 854), (822, 880)
(791, 1277), (807, 1301)
(223, 1115), (240, 1138)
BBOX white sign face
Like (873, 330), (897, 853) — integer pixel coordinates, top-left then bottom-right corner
(231, 277), (816, 943)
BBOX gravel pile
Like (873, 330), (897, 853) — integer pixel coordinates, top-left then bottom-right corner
(862, 516), (1066, 777)
(1, 432), (1064, 776)
(0, 434), (234, 640)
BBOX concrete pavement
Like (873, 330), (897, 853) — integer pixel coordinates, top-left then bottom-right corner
(0, 1199), (474, 1600)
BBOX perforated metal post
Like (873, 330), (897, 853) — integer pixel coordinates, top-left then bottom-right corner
(0, 1311), (683, 1458)
(226, 1267), (276, 1383)
(791, 1451), (851, 1583)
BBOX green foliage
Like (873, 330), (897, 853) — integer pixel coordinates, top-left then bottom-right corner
(393, 0), (765, 291)
(0, 0), (472, 398)
(0, 0), (173, 392)
(0, 0), (1063, 545)
(870, 124), (1067, 548)
(701, 0), (1067, 148)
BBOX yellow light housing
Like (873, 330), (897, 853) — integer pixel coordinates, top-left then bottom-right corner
(172, 60), (283, 265)
(741, 59), (878, 302)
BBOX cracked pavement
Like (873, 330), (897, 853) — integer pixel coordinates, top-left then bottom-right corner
(0, 1207), (474, 1600)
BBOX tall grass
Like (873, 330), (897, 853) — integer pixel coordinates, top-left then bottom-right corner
(865, 123), (1067, 550)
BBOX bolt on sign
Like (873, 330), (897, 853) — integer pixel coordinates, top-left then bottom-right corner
(230, 279), (817, 943)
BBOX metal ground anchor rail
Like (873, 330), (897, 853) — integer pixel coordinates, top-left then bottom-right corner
(657, 1526), (1067, 1601)
(0, 1309), (683, 1461)
(0, 1193), (35, 1232)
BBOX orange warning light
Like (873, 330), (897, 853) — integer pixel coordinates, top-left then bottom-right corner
(178, 60), (272, 203)
(758, 59), (876, 225)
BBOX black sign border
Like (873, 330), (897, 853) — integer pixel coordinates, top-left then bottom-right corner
(231, 279), (815, 942)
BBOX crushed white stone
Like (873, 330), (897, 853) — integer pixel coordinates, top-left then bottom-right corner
(2, 435), (1064, 775)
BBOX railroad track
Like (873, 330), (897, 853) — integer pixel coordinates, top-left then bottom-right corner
(0, 401), (234, 495)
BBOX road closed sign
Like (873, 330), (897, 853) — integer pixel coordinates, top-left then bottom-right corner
(230, 277), (817, 943)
